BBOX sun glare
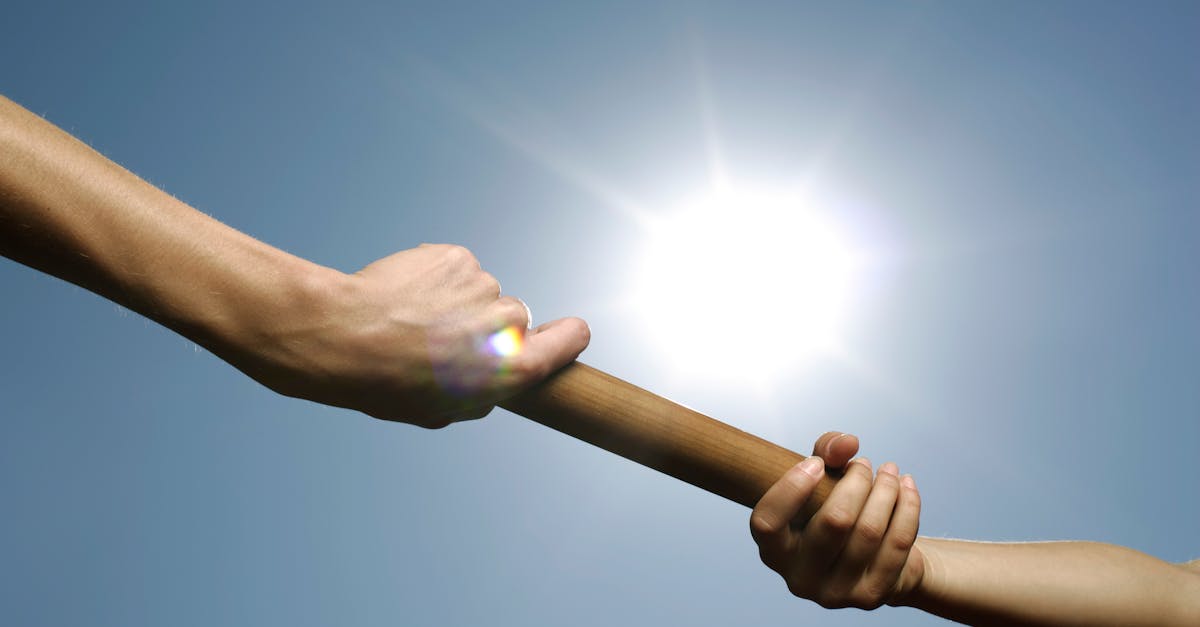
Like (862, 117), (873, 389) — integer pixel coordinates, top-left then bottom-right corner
(631, 187), (857, 383)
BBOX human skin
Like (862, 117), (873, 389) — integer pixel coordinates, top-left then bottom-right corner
(750, 432), (925, 610)
(0, 94), (590, 427)
(753, 433), (1200, 626)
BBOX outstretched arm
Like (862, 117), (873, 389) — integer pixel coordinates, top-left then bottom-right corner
(752, 432), (1200, 626)
(908, 537), (1200, 626)
(0, 94), (589, 426)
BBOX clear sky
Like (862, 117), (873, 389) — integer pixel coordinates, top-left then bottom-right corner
(2, 2), (1197, 625)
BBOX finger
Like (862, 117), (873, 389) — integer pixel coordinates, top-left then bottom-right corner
(480, 271), (502, 300)
(443, 403), (495, 424)
(811, 432), (859, 469)
(864, 473), (921, 594)
(529, 317), (575, 336)
(404, 411), (456, 430)
(417, 242), (480, 267)
(751, 457), (825, 569)
(811, 432), (843, 457)
(482, 296), (531, 332)
(829, 462), (901, 592)
(503, 317), (590, 387)
(443, 243), (482, 269)
(448, 267), (502, 310)
(793, 458), (874, 581)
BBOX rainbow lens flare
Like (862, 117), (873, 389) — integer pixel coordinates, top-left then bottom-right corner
(488, 326), (524, 357)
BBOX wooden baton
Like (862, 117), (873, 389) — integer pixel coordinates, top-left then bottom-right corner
(500, 361), (837, 523)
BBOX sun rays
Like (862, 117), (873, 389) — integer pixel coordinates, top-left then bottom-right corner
(388, 45), (905, 411)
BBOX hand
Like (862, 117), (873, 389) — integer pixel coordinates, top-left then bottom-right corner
(0, 95), (588, 429)
(234, 243), (590, 428)
(750, 432), (925, 610)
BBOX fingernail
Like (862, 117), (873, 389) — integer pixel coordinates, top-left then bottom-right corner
(799, 457), (824, 477)
(902, 474), (916, 490)
(880, 462), (899, 476)
(827, 432), (849, 455)
(852, 457), (872, 469)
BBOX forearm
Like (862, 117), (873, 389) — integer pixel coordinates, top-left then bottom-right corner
(905, 537), (1200, 626)
(0, 93), (591, 424)
(0, 94), (341, 369)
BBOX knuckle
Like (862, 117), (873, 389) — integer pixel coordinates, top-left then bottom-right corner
(496, 296), (527, 320)
(855, 520), (886, 545)
(779, 470), (817, 500)
(813, 590), (843, 609)
(409, 412), (453, 429)
(874, 471), (900, 490)
(887, 532), (915, 553)
(847, 595), (877, 611)
(444, 244), (476, 263)
(391, 404), (455, 429)
(507, 354), (547, 383)
(853, 583), (889, 610)
(757, 546), (781, 570)
(847, 461), (874, 481)
(785, 465), (818, 489)
(469, 405), (495, 420)
(448, 404), (494, 423)
(819, 506), (856, 534)
(479, 271), (501, 294)
(749, 514), (781, 538)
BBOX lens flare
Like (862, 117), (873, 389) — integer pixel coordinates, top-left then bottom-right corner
(488, 326), (524, 357)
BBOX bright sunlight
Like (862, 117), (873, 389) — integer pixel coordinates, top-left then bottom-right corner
(631, 186), (858, 383)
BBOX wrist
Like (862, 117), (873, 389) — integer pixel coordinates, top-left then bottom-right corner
(890, 537), (943, 610)
(194, 249), (354, 391)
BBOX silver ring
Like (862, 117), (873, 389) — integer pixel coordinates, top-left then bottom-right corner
(520, 299), (533, 329)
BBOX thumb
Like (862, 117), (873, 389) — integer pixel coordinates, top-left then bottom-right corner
(508, 316), (591, 386)
(811, 432), (860, 469)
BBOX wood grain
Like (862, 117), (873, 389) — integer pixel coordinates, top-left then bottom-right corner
(500, 361), (837, 522)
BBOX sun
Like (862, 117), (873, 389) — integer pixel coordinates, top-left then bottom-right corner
(630, 186), (858, 383)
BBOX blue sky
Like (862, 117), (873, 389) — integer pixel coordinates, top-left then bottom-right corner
(2, 2), (1197, 625)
